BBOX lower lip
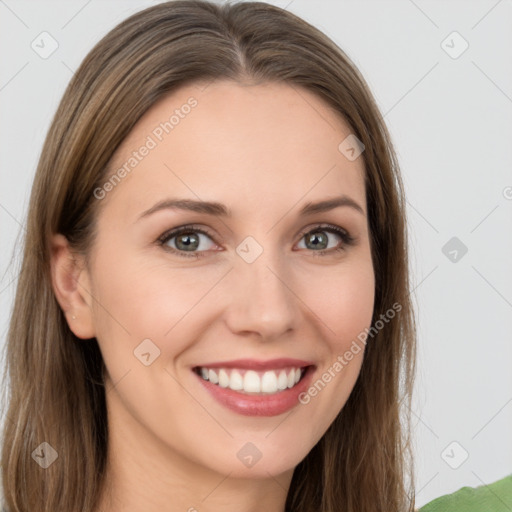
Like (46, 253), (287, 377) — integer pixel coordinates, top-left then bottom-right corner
(193, 366), (315, 417)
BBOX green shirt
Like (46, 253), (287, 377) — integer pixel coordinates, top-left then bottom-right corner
(419, 474), (512, 512)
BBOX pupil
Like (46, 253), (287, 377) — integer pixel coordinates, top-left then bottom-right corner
(177, 233), (198, 251)
(308, 232), (326, 250)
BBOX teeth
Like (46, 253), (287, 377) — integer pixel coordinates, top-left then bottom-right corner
(197, 366), (305, 395)
(230, 370), (243, 390)
(287, 370), (295, 388)
(244, 371), (260, 392)
(208, 368), (219, 384)
(218, 369), (229, 388)
(261, 371), (278, 393)
(277, 370), (288, 390)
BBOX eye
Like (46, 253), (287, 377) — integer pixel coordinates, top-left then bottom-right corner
(157, 225), (217, 259)
(296, 224), (355, 257)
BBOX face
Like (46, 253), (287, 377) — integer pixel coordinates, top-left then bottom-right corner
(76, 80), (374, 479)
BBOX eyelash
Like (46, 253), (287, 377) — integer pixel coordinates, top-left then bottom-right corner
(156, 223), (356, 259)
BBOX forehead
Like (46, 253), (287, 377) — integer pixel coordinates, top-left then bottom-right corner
(103, 80), (366, 221)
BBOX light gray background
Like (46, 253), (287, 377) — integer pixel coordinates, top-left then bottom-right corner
(1, 0), (511, 507)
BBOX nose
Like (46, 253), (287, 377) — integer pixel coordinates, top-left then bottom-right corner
(223, 247), (298, 341)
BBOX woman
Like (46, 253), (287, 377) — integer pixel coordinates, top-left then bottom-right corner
(1, 1), (509, 511)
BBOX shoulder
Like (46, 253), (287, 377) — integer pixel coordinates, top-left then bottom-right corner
(418, 474), (512, 512)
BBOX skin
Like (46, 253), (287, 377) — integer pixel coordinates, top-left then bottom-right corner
(51, 80), (375, 512)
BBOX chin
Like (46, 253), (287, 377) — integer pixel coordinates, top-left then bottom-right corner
(213, 434), (313, 478)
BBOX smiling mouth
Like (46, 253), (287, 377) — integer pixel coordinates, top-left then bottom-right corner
(193, 365), (312, 395)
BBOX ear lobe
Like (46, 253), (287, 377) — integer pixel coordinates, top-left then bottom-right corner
(50, 233), (96, 339)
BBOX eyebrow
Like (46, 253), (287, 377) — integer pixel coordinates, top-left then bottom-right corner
(137, 194), (365, 221)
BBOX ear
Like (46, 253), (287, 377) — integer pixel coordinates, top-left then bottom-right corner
(50, 233), (96, 339)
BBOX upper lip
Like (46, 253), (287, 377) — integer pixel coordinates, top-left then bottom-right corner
(194, 358), (315, 370)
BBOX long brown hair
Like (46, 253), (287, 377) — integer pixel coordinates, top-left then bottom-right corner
(1, 1), (417, 511)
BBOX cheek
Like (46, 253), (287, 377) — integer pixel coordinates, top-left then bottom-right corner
(295, 261), (374, 439)
(89, 247), (227, 356)
(302, 257), (375, 350)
